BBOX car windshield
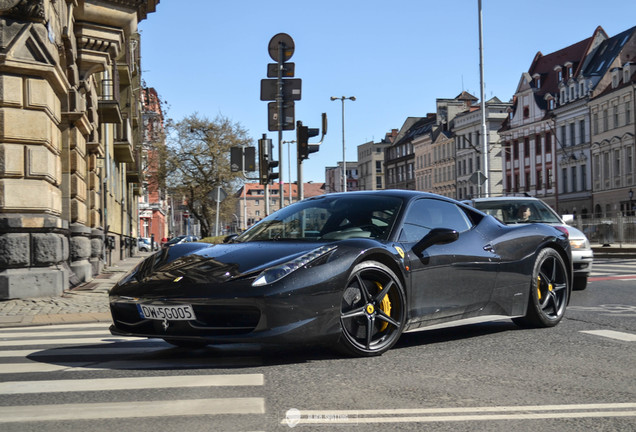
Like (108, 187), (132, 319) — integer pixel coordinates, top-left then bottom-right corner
(473, 200), (562, 224)
(234, 195), (403, 242)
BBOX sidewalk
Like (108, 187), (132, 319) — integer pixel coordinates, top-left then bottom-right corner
(0, 252), (150, 328)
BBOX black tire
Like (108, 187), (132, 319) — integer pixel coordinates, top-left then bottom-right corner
(337, 261), (406, 356)
(514, 248), (569, 328)
(573, 276), (588, 291)
(163, 338), (208, 348)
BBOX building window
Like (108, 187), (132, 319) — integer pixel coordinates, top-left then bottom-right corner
(593, 113), (599, 135)
(571, 166), (577, 192)
(614, 105), (619, 128)
(535, 135), (542, 156)
(570, 123), (576, 146)
(614, 150), (621, 178)
(376, 175), (383, 189)
(594, 155), (600, 182)
(579, 120), (585, 145)
(524, 137), (530, 157)
(375, 160), (382, 173)
(523, 106), (530, 118)
(562, 168), (568, 193)
(536, 170), (543, 190)
(581, 164), (587, 190)
(560, 125), (567, 147)
(626, 148), (633, 175)
(603, 152), (609, 181)
(547, 168), (553, 189)
(626, 102), (632, 125)
(545, 132), (552, 154)
(603, 109), (608, 131)
(525, 171), (531, 191)
(513, 140), (519, 159)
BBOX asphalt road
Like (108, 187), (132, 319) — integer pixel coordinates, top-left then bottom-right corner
(0, 259), (634, 432)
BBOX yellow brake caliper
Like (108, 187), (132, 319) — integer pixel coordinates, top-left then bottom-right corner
(375, 281), (392, 331)
(537, 275), (553, 301)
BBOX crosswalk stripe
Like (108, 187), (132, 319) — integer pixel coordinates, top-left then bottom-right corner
(0, 398), (265, 423)
(0, 336), (147, 347)
(0, 346), (166, 358)
(580, 330), (636, 342)
(0, 374), (264, 394)
(0, 329), (115, 338)
(0, 323), (109, 332)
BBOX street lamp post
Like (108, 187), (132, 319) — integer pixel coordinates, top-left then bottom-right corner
(330, 96), (355, 192)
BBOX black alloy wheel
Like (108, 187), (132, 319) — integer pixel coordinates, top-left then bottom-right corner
(515, 248), (569, 328)
(338, 261), (406, 356)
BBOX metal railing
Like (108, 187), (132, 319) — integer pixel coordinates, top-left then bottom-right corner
(573, 216), (636, 245)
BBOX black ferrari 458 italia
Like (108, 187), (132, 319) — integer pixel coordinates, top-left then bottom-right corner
(109, 191), (572, 356)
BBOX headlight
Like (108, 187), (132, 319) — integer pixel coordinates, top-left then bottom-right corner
(569, 238), (589, 249)
(252, 245), (337, 286)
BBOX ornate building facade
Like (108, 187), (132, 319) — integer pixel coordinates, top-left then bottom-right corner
(0, 0), (158, 299)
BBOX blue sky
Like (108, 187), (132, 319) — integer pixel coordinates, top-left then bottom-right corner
(138, 0), (636, 184)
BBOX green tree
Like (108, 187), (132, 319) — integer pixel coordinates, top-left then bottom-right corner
(163, 114), (252, 237)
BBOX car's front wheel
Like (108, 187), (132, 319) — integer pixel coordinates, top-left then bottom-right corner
(514, 248), (569, 328)
(338, 261), (406, 356)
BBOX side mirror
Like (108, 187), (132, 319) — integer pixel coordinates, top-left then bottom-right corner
(223, 234), (239, 243)
(412, 228), (459, 256)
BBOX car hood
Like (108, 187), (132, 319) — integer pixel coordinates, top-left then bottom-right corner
(133, 241), (330, 285)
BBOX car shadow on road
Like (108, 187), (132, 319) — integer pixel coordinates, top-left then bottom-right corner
(26, 320), (521, 370)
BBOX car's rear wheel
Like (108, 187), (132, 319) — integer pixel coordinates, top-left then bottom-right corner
(573, 276), (588, 291)
(338, 261), (406, 356)
(514, 248), (569, 328)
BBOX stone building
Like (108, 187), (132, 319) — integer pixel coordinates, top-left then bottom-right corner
(454, 96), (511, 200)
(356, 130), (396, 191)
(590, 62), (636, 217)
(138, 87), (168, 244)
(0, 0), (158, 299)
(235, 182), (325, 229)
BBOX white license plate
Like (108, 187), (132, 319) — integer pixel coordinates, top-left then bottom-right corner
(137, 304), (196, 321)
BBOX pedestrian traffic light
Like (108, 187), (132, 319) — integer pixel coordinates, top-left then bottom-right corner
(297, 121), (320, 160)
(258, 135), (279, 185)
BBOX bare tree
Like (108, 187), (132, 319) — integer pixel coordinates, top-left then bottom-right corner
(163, 114), (252, 237)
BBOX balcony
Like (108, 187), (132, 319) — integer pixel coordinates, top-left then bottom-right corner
(97, 78), (123, 124)
(113, 118), (134, 163)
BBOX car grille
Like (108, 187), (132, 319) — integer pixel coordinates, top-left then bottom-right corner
(110, 302), (261, 337)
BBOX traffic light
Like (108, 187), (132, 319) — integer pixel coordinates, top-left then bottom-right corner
(258, 135), (279, 185)
(297, 121), (320, 160)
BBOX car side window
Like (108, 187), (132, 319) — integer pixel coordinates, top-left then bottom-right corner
(399, 198), (472, 242)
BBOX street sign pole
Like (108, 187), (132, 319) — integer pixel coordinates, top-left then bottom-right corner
(277, 41), (284, 209)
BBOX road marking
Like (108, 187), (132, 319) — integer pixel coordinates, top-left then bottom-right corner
(0, 323), (109, 332)
(0, 374), (264, 394)
(0, 329), (114, 338)
(580, 330), (636, 342)
(0, 398), (265, 423)
(0, 336), (147, 347)
(590, 275), (636, 281)
(281, 403), (636, 426)
(0, 346), (167, 358)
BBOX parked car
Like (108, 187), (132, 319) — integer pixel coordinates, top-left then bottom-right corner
(161, 235), (199, 248)
(464, 196), (592, 290)
(137, 237), (158, 252)
(110, 191), (572, 356)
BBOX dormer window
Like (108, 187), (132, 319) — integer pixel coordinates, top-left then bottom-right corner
(533, 73), (541, 89)
(611, 67), (621, 89)
(624, 63), (632, 83)
(558, 70), (563, 81)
